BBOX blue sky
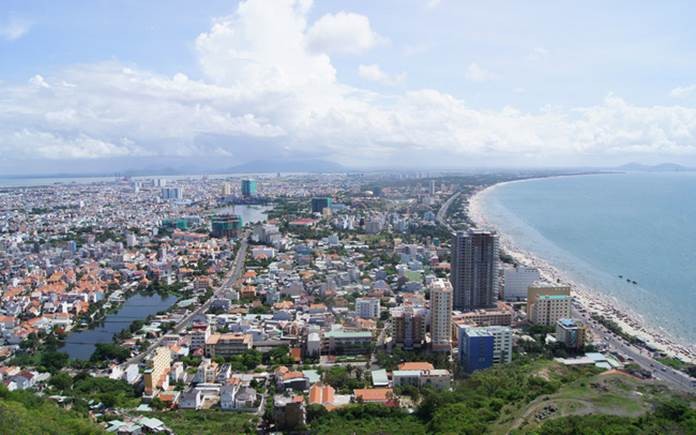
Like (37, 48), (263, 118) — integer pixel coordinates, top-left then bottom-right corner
(3, 0), (696, 173)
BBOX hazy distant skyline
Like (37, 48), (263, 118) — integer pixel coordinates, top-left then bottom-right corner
(3, 0), (696, 174)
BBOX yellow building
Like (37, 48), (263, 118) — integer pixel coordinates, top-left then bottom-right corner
(144, 346), (171, 396)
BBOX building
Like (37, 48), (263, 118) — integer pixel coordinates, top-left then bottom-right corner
(241, 179), (257, 198)
(273, 395), (306, 430)
(527, 284), (571, 317)
(452, 309), (512, 328)
(311, 197), (332, 214)
(353, 388), (397, 406)
(179, 389), (203, 409)
(503, 266), (540, 301)
(450, 230), (499, 310)
(355, 297), (380, 319)
(211, 214), (243, 238)
(430, 279), (453, 352)
(392, 362), (451, 389)
(143, 346), (171, 396)
(531, 295), (572, 326)
(390, 306), (428, 350)
(556, 318), (586, 350)
(222, 182), (232, 196)
(458, 325), (512, 373)
(308, 384), (336, 408)
(161, 186), (183, 201)
(322, 328), (372, 355)
(206, 333), (253, 358)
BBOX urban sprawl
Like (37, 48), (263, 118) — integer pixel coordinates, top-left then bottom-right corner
(0, 172), (694, 434)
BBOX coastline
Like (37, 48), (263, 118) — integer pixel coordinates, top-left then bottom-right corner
(468, 179), (696, 364)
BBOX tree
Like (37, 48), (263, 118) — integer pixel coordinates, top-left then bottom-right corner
(48, 373), (72, 392)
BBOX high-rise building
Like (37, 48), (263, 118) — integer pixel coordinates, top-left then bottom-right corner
(527, 283), (571, 321)
(391, 306), (428, 350)
(458, 325), (512, 373)
(144, 346), (171, 396)
(355, 297), (380, 319)
(222, 182), (232, 196)
(241, 179), (257, 198)
(161, 186), (183, 200)
(503, 266), (540, 301)
(211, 214), (243, 238)
(430, 279), (453, 352)
(311, 197), (332, 213)
(450, 230), (499, 310)
(531, 294), (572, 326)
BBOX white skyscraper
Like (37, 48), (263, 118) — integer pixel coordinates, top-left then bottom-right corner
(430, 278), (453, 352)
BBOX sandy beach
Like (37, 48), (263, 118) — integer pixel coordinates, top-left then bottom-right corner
(468, 181), (696, 364)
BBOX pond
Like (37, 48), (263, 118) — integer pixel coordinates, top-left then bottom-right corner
(59, 293), (177, 360)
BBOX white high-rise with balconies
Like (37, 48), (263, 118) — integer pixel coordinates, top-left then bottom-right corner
(430, 278), (453, 352)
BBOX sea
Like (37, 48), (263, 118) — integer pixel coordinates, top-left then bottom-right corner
(477, 172), (696, 347)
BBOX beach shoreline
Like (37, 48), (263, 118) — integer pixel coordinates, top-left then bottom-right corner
(468, 179), (696, 364)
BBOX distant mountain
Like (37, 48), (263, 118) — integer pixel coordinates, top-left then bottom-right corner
(226, 159), (349, 173)
(616, 162), (693, 172)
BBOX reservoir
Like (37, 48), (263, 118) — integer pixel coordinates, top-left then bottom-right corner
(59, 293), (177, 360)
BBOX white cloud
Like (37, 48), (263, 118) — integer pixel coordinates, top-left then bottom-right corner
(465, 62), (495, 82)
(2, 0), (696, 166)
(670, 84), (696, 98)
(0, 17), (32, 41)
(358, 64), (406, 86)
(527, 46), (549, 61)
(307, 11), (384, 54)
(425, 0), (441, 9)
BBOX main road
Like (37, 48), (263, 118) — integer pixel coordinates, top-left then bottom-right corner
(436, 191), (460, 232)
(572, 305), (695, 393)
(121, 231), (250, 367)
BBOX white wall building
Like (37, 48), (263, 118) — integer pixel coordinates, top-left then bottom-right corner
(355, 297), (380, 319)
(430, 279), (453, 352)
(503, 266), (540, 300)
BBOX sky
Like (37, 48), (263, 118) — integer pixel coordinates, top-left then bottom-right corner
(3, 0), (696, 174)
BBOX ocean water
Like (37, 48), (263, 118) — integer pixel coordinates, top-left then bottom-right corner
(478, 172), (696, 346)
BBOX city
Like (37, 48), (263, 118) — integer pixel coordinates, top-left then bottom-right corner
(0, 172), (693, 433)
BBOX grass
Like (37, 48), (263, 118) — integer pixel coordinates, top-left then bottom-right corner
(147, 409), (258, 434)
(490, 365), (682, 434)
(657, 357), (686, 370)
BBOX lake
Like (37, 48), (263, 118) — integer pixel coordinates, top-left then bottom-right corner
(59, 293), (177, 360)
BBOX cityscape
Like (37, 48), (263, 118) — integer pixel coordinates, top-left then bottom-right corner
(2, 0), (696, 433)
(0, 172), (693, 433)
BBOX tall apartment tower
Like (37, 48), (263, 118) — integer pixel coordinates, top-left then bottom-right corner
(450, 229), (499, 310)
(430, 279), (453, 352)
(241, 179), (257, 198)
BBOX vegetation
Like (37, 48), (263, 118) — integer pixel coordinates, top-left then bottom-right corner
(150, 409), (258, 434)
(308, 403), (427, 434)
(90, 342), (130, 362)
(322, 365), (367, 394)
(72, 373), (139, 408)
(534, 399), (696, 434)
(0, 386), (104, 434)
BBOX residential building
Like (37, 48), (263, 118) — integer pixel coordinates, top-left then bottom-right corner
(392, 362), (451, 389)
(390, 306), (428, 350)
(430, 279), (453, 352)
(273, 395), (306, 430)
(353, 388), (397, 406)
(205, 333), (253, 358)
(458, 325), (512, 373)
(355, 297), (380, 319)
(452, 308), (512, 328)
(322, 328), (372, 355)
(527, 284), (571, 318)
(450, 230), (499, 310)
(503, 266), (540, 301)
(179, 389), (203, 409)
(143, 346), (171, 396)
(531, 295), (572, 326)
(556, 318), (586, 350)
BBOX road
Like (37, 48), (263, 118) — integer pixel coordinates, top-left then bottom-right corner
(436, 191), (460, 232)
(572, 305), (695, 393)
(121, 232), (250, 367)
